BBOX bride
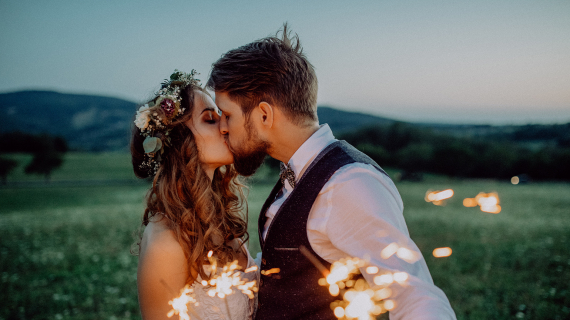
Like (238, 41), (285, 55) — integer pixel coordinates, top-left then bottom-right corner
(131, 70), (258, 320)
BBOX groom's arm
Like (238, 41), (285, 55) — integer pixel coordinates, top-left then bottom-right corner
(307, 163), (457, 320)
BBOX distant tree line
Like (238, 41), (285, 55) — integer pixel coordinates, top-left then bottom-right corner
(0, 132), (68, 183)
(338, 122), (570, 181)
(499, 123), (570, 147)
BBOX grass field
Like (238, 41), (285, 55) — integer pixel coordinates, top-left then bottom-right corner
(1, 153), (569, 319)
(2, 153), (137, 182)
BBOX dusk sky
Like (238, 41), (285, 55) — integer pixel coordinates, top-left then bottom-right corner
(1, 0), (569, 124)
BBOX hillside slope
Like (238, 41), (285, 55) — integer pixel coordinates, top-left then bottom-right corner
(0, 91), (394, 150)
(0, 91), (137, 150)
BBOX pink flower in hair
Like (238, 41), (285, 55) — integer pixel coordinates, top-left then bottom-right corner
(161, 98), (176, 117)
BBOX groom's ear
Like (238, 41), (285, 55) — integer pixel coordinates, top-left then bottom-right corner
(257, 102), (274, 129)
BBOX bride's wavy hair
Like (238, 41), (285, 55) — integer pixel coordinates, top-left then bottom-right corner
(131, 84), (248, 282)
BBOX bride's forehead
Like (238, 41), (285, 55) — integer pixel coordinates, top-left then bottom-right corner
(194, 91), (221, 115)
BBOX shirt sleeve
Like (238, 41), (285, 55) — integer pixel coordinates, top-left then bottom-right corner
(307, 163), (457, 320)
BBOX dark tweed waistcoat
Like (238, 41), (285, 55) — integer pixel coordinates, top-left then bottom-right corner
(255, 140), (388, 320)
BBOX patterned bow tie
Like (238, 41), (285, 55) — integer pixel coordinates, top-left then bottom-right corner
(279, 162), (296, 189)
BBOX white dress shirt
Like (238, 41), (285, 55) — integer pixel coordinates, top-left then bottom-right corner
(262, 124), (456, 320)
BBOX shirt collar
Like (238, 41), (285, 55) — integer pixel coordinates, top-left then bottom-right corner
(287, 124), (336, 180)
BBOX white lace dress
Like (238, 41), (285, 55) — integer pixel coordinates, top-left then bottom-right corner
(190, 247), (259, 320)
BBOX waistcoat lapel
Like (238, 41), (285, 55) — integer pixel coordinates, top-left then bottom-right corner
(257, 179), (284, 249)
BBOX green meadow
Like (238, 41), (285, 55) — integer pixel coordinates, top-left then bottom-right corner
(1, 153), (569, 319)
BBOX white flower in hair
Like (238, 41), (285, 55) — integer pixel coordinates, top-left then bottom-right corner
(136, 69), (201, 177)
(135, 104), (151, 130)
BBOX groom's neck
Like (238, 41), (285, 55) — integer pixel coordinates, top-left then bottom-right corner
(267, 122), (320, 164)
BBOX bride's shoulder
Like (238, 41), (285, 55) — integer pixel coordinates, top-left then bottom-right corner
(137, 215), (189, 319)
(139, 215), (185, 265)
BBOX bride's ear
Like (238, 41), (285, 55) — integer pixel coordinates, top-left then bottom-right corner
(257, 101), (274, 129)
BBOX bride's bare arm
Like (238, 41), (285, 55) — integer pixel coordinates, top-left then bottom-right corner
(137, 220), (190, 320)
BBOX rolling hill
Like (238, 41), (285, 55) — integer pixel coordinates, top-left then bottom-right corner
(0, 91), (136, 151)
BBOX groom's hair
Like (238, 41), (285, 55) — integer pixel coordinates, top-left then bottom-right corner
(206, 24), (318, 126)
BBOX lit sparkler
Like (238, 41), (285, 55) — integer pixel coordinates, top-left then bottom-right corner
(167, 250), (258, 320)
(300, 246), (410, 320)
(202, 260), (258, 299)
(328, 265), (405, 320)
(425, 189), (454, 206)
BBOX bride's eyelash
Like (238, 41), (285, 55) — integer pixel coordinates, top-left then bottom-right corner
(204, 111), (217, 124)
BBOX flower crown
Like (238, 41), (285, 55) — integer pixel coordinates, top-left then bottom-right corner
(135, 69), (201, 176)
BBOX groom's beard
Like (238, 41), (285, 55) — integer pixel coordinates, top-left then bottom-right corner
(232, 141), (269, 176)
(230, 124), (270, 176)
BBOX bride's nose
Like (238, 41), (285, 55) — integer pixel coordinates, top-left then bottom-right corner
(219, 118), (228, 135)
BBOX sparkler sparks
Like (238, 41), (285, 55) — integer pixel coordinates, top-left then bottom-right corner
(203, 260), (258, 300)
(167, 286), (198, 320)
(244, 265), (258, 273)
(327, 275), (398, 320)
(425, 189), (454, 206)
(365, 266), (379, 274)
(344, 289), (375, 318)
(167, 250), (258, 319)
(260, 268), (280, 276)
(380, 243), (399, 260)
(393, 272), (409, 283)
(463, 198), (478, 207)
(373, 273), (393, 286)
(396, 247), (418, 263)
(380, 242), (420, 263)
(433, 247), (452, 258)
(463, 192), (501, 213)
(299, 247), (411, 320)
(327, 258), (366, 284)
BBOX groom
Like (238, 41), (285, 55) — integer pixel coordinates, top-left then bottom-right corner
(207, 26), (456, 320)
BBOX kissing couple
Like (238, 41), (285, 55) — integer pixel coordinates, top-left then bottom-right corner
(132, 25), (456, 320)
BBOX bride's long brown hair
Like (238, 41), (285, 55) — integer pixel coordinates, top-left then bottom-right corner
(131, 84), (248, 282)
